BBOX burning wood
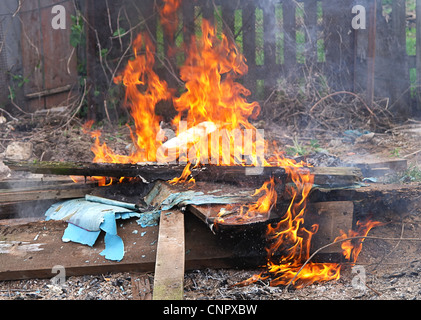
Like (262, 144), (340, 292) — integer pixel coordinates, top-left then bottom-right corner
(0, 3), (383, 291)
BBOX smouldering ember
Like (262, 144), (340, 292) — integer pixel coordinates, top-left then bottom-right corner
(81, 3), (382, 288)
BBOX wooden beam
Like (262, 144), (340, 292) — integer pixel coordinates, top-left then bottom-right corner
(153, 210), (185, 300)
(4, 161), (363, 187)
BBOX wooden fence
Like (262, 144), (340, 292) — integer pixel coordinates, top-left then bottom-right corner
(2, 0), (421, 120)
(141, 0), (356, 100)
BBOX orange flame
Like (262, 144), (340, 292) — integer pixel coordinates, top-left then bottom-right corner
(236, 153), (382, 288)
(334, 219), (385, 264)
(88, 33), (172, 165)
(159, 0), (182, 42)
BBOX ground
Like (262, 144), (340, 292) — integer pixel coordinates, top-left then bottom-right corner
(1, 116), (421, 300)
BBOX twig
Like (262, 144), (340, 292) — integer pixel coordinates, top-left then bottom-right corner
(12, 0), (22, 17)
(67, 47), (75, 75)
(309, 91), (376, 118)
(284, 235), (421, 291)
(60, 79), (88, 129)
(373, 223), (405, 270)
(0, 107), (18, 122)
(403, 149), (421, 158)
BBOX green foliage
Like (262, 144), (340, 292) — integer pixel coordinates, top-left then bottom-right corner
(286, 138), (323, 156)
(398, 165), (421, 183)
(113, 28), (127, 37)
(70, 13), (84, 48)
(8, 73), (29, 101)
(390, 148), (401, 158)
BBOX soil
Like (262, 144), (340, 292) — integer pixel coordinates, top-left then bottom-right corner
(1, 117), (421, 300)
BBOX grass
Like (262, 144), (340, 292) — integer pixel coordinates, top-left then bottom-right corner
(286, 138), (324, 157)
(396, 165), (421, 183)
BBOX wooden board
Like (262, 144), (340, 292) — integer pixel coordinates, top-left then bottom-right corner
(342, 156), (407, 177)
(305, 201), (354, 254)
(0, 184), (96, 203)
(153, 211), (185, 300)
(20, 0), (77, 111)
(0, 212), (267, 282)
(4, 160), (363, 188)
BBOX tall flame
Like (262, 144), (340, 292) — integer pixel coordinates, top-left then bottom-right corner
(90, 33), (171, 165)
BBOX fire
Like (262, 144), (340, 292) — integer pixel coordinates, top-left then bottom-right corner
(80, 3), (383, 288)
(87, 33), (172, 166)
(159, 0), (182, 42)
(334, 219), (385, 264)
(236, 153), (382, 288)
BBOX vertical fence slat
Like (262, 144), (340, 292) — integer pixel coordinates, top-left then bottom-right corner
(243, 1), (257, 96)
(221, 1), (235, 37)
(390, 0), (410, 117)
(283, 0), (296, 78)
(304, 1), (318, 65)
(263, 1), (277, 95)
(322, 0), (355, 92)
(416, 0), (421, 108)
(201, 0), (214, 25)
(182, 0), (195, 52)
(145, 0), (157, 43)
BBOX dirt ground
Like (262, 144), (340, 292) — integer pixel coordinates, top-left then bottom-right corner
(1, 117), (421, 300)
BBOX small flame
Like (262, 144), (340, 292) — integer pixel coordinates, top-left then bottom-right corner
(160, 0), (182, 44)
(169, 162), (196, 186)
(334, 219), (385, 264)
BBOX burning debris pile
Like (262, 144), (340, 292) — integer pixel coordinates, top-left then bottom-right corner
(4, 0), (421, 300)
(65, 3), (382, 289)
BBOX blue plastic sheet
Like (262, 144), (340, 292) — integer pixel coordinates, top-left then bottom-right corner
(46, 197), (139, 262)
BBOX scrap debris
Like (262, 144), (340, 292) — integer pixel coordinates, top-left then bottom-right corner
(44, 186), (257, 262)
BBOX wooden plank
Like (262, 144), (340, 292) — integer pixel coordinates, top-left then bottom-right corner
(4, 161), (363, 187)
(39, 0), (77, 109)
(182, 0), (195, 52)
(0, 210), (257, 282)
(390, 0), (410, 118)
(342, 156), (408, 177)
(263, 1), (277, 96)
(305, 201), (354, 254)
(19, 0), (44, 112)
(0, 183), (96, 203)
(221, 1), (235, 36)
(153, 210), (185, 300)
(0, 176), (78, 189)
(200, 0), (214, 25)
(366, 0), (377, 108)
(322, 0), (355, 91)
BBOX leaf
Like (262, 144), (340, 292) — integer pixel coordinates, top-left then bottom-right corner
(113, 28), (126, 37)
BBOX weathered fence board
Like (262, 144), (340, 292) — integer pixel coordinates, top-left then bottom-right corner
(20, 0), (77, 112)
